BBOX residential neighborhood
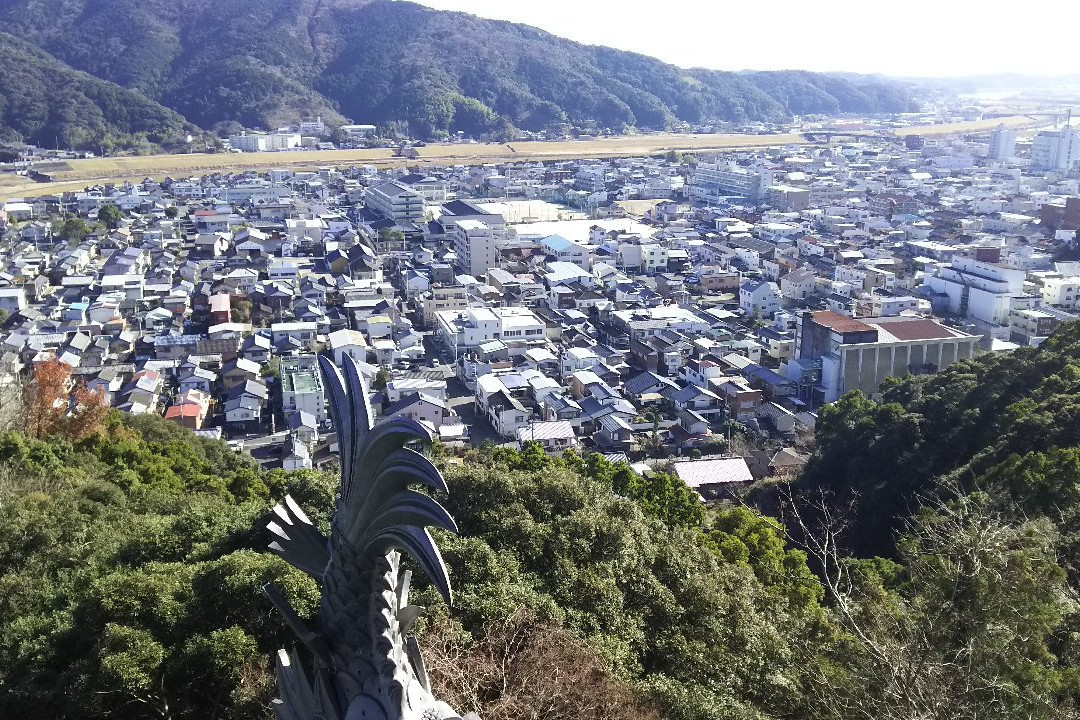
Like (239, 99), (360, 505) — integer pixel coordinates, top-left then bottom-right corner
(2, 118), (1080, 495)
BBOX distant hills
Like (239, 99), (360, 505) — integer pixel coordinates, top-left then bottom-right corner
(0, 33), (197, 153)
(0, 0), (917, 150)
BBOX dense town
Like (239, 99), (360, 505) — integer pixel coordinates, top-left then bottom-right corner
(1, 119), (1078, 497)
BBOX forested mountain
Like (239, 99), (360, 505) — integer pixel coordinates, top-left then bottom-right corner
(0, 0), (915, 144)
(0, 32), (197, 152)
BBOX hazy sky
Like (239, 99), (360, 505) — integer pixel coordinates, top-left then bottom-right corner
(413, 0), (1080, 77)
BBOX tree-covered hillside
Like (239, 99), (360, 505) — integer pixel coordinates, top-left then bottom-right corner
(0, 409), (828, 719)
(0, 0), (916, 140)
(2, 397), (1079, 719)
(796, 320), (1080, 560)
(0, 32), (199, 152)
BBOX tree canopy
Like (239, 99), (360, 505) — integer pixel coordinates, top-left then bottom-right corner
(5, 343), (1080, 720)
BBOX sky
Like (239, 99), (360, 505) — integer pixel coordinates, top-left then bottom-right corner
(412, 0), (1080, 78)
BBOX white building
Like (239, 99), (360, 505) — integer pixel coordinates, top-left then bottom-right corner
(326, 329), (368, 367)
(475, 373), (530, 439)
(987, 124), (1017, 160)
(228, 132), (302, 152)
(286, 218), (326, 244)
(271, 321), (319, 348)
(1030, 128), (1080, 171)
(450, 219), (498, 278)
(364, 181), (425, 223)
(690, 160), (773, 202)
(560, 347), (601, 377)
(298, 117), (326, 136)
(436, 306), (545, 357)
(0, 287), (28, 315)
(923, 257), (1026, 324)
(281, 365), (327, 423)
(540, 234), (589, 269)
(340, 124), (377, 140)
(740, 279), (782, 318)
(859, 295), (921, 317)
(1040, 275), (1080, 309)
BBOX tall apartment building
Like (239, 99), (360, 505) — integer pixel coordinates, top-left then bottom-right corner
(450, 219), (498, 278)
(1030, 127), (1080, 170)
(363, 181), (425, 223)
(987, 123), (1017, 160)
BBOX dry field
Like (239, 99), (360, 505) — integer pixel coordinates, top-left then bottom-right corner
(890, 114), (1045, 137)
(3, 132), (808, 198)
(615, 199), (666, 217)
(0, 115), (1046, 199)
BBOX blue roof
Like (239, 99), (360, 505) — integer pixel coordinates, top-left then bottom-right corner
(744, 364), (791, 387)
(542, 235), (576, 252)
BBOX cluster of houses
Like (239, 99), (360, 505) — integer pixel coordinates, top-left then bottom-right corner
(1, 122), (1079, 496)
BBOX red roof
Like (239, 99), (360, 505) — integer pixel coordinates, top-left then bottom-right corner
(869, 318), (958, 342)
(165, 403), (202, 418)
(811, 311), (874, 334)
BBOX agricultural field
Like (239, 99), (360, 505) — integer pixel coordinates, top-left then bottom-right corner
(0, 115), (1048, 198)
(0, 133), (806, 198)
(890, 114), (1045, 137)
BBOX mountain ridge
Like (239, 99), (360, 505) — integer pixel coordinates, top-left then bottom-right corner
(0, 0), (918, 147)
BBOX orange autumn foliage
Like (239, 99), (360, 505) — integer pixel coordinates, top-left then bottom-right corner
(22, 356), (108, 441)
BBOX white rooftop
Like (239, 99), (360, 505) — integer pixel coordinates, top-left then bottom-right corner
(517, 420), (575, 442)
(674, 458), (753, 489)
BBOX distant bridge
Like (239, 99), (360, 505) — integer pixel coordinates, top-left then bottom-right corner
(800, 130), (895, 143)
